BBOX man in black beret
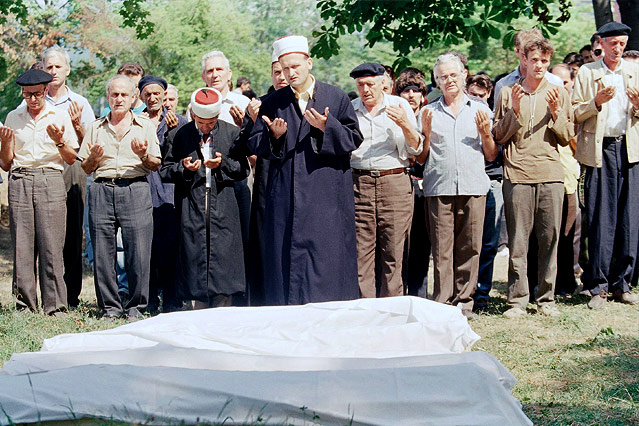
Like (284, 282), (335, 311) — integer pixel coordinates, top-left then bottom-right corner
(138, 75), (187, 313)
(0, 69), (79, 315)
(572, 21), (639, 308)
(349, 62), (421, 300)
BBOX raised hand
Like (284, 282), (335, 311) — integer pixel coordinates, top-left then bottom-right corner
(420, 107), (433, 136)
(595, 81), (615, 108)
(545, 87), (562, 121)
(230, 105), (245, 127)
(131, 137), (148, 158)
(248, 99), (262, 123)
(262, 115), (288, 139)
(0, 127), (14, 146)
(303, 107), (329, 132)
(68, 101), (84, 127)
(512, 84), (525, 117)
(183, 156), (201, 171)
(46, 123), (65, 144)
(166, 111), (179, 129)
(386, 105), (409, 128)
(87, 142), (104, 161)
(627, 86), (639, 110)
(474, 110), (491, 137)
(203, 152), (222, 169)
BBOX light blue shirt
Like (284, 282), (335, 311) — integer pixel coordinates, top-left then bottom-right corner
(422, 95), (491, 197)
(493, 66), (563, 110)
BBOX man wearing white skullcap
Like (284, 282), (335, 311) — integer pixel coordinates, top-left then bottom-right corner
(248, 35), (363, 305)
(160, 87), (249, 309)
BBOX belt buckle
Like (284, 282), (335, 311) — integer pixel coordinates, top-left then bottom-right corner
(616, 135), (624, 142)
(370, 170), (381, 178)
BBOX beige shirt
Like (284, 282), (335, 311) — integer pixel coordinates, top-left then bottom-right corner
(293, 75), (315, 112)
(5, 103), (78, 171)
(494, 78), (574, 184)
(78, 112), (161, 179)
(558, 144), (579, 194)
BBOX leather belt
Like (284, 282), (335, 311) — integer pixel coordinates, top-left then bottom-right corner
(352, 167), (408, 178)
(95, 176), (147, 185)
(603, 135), (625, 143)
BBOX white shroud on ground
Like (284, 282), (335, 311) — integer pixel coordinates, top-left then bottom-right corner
(0, 296), (532, 425)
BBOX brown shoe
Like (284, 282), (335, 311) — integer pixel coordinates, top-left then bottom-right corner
(612, 291), (639, 305)
(587, 293), (607, 309)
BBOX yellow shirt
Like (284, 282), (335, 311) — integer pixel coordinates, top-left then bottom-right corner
(78, 112), (160, 179)
(5, 103), (78, 171)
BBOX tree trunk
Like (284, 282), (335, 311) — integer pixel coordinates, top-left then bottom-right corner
(617, 0), (639, 50)
(592, 0), (613, 29)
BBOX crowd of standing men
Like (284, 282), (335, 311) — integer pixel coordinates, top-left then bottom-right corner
(0, 22), (638, 321)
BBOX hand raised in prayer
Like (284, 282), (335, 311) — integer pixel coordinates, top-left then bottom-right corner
(87, 142), (104, 161)
(304, 107), (329, 132)
(131, 137), (148, 158)
(262, 115), (288, 139)
(595, 81), (615, 108)
(203, 152), (222, 169)
(474, 110), (491, 138)
(248, 99), (262, 123)
(46, 123), (65, 144)
(386, 105), (410, 129)
(420, 107), (433, 137)
(183, 156), (201, 171)
(0, 127), (15, 146)
(230, 105), (245, 127)
(512, 84), (525, 117)
(166, 111), (179, 129)
(627, 87), (639, 110)
(545, 87), (561, 121)
(68, 101), (84, 127)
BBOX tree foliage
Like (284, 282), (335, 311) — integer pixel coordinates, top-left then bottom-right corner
(312, 0), (572, 70)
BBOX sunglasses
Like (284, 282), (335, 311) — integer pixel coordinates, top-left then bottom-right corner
(594, 49), (603, 56)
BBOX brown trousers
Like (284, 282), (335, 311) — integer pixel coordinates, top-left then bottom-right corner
(10, 168), (68, 314)
(426, 195), (486, 311)
(354, 172), (413, 298)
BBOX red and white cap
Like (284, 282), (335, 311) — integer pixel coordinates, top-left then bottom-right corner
(273, 35), (309, 60)
(190, 87), (221, 119)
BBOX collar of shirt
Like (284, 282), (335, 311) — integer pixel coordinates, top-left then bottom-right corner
(354, 93), (390, 118)
(98, 110), (145, 130)
(434, 93), (472, 117)
(17, 100), (58, 122)
(45, 85), (73, 107)
(293, 74), (315, 102)
(602, 58), (624, 75)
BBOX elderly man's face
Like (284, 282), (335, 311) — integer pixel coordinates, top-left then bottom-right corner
(202, 56), (231, 94)
(108, 78), (135, 115)
(193, 113), (218, 135)
(381, 76), (393, 94)
(140, 84), (165, 114)
(602, 35), (628, 64)
(436, 60), (466, 98)
(271, 61), (288, 89)
(164, 88), (178, 112)
(22, 84), (48, 113)
(44, 54), (70, 89)
(400, 88), (423, 113)
(279, 53), (312, 90)
(551, 67), (573, 93)
(356, 76), (384, 109)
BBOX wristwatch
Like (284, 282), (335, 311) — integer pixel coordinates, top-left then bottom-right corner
(56, 142), (65, 148)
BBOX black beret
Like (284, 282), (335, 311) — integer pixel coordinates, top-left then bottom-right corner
(138, 75), (168, 92)
(15, 69), (52, 86)
(350, 62), (386, 79)
(596, 21), (631, 38)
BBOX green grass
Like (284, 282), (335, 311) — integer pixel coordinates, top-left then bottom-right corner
(0, 225), (637, 425)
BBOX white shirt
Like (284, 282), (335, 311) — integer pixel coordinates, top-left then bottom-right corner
(602, 60), (629, 137)
(5, 102), (78, 171)
(351, 94), (421, 170)
(45, 85), (95, 129)
(200, 132), (213, 188)
(218, 90), (250, 127)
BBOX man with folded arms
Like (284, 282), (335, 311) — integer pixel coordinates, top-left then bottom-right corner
(349, 62), (421, 298)
(0, 69), (78, 315)
(79, 74), (161, 320)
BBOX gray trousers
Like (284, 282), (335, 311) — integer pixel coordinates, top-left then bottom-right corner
(89, 180), (152, 317)
(10, 168), (67, 314)
(503, 180), (563, 309)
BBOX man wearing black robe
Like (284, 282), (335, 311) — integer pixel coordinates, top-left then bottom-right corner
(248, 35), (363, 305)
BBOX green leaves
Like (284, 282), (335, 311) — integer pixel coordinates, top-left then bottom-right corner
(119, 0), (154, 39)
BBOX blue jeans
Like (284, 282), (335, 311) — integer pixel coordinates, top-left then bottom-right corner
(474, 180), (503, 304)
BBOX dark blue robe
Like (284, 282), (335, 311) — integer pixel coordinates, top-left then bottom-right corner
(248, 81), (363, 305)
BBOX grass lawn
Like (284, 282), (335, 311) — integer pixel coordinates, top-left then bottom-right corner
(0, 227), (637, 425)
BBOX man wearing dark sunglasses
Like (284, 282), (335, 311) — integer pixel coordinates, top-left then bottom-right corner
(573, 21), (639, 309)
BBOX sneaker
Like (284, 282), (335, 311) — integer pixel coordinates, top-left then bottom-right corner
(612, 290), (639, 305)
(503, 307), (526, 318)
(587, 294), (607, 309)
(538, 304), (560, 317)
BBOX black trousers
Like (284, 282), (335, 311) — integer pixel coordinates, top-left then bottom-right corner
(583, 137), (639, 295)
(62, 162), (86, 307)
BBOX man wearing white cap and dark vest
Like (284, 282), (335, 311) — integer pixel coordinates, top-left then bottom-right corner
(0, 69), (79, 315)
(79, 74), (161, 320)
(349, 62), (422, 298)
(572, 21), (639, 308)
(161, 88), (249, 309)
(248, 35), (363, 305)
